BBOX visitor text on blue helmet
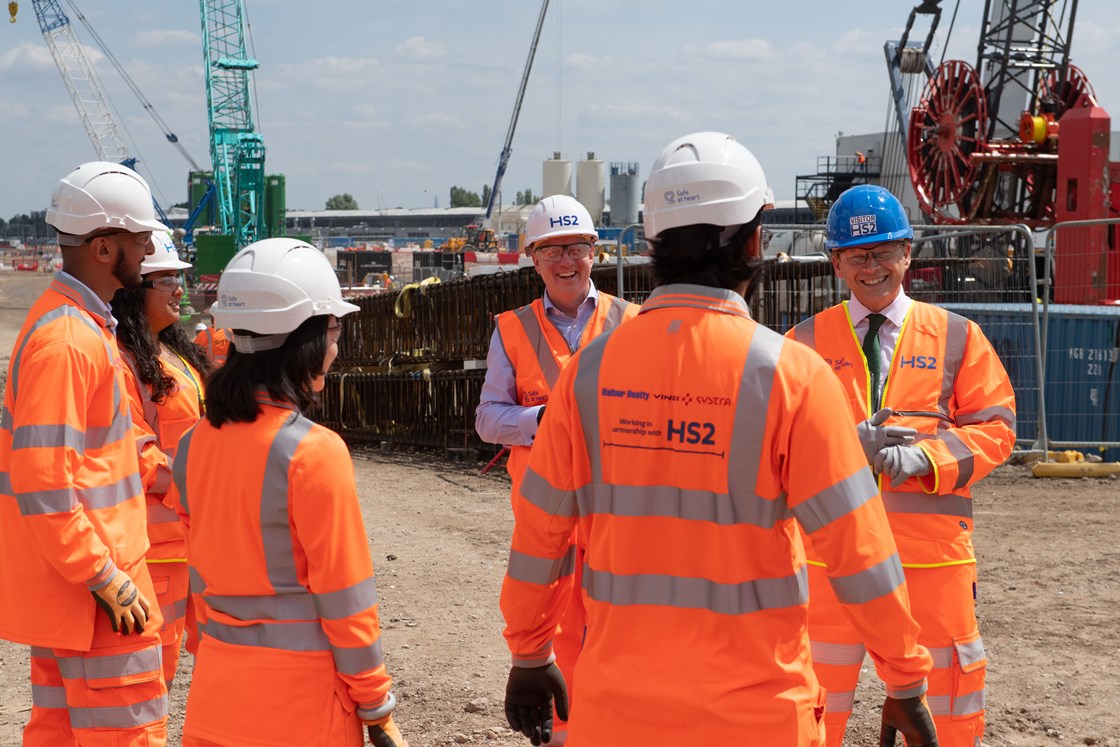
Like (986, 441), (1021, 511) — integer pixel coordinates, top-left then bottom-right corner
(825, 184), (914, 251)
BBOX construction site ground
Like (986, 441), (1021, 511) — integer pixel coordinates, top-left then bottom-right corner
(0, 272), (1117, 747)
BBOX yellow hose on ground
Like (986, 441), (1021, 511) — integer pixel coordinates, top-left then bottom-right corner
(1031, 462), (1120, 478)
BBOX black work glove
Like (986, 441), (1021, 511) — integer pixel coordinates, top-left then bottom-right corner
(536, 406), (546, 425)
(366, 715), (408, 747)
(880, 695), (938, 746)
(505, 663), (568, 746)
(91, 569), (151, 635)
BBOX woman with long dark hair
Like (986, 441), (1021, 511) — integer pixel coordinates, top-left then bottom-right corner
(112, 232), (209, 687)
(171, 238), (407, 747)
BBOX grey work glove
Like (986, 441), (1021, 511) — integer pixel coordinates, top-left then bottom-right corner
(873, 445), (933, 489)
(505, 663), (568, 746)
(91, 569), (151, 635)
(880, 695), (938, 746)
(856, 408), (917, 463)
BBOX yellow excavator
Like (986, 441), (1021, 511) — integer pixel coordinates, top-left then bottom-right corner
(445, 224), (500, 252)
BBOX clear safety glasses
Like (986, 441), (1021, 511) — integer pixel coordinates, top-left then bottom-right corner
(836, 242), (906, 266)
(534, 242), (595, 262)
(143, 275), (184, 291)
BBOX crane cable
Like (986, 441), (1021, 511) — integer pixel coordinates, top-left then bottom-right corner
(62, 0), (201, 173)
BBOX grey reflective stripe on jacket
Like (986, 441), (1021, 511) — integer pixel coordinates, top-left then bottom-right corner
(3, 300), (133, 516)
(508, 294), (632, 390)
(175, 413), (385, 672)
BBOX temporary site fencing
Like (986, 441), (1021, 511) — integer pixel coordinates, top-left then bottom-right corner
(311, 221), (1120, 462)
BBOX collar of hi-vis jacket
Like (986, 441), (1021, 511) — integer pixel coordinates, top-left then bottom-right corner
(639, 284), (752, 319)
(52, 269), (117, 332)
(541, 279), (600, 318)
(847, 289), (912, 335)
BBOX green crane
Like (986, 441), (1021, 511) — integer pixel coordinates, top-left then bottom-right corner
(201, 0), (266, 248)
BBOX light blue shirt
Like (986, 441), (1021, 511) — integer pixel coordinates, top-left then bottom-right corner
(474, 282), (601, 447)
(848, 289), (913, 397)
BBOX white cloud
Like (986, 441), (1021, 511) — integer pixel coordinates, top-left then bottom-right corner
(393, 36), (448, 62)
(701, 39), (777, 62)
(134, 29), (199, 48)
(0, 41), (60, 72)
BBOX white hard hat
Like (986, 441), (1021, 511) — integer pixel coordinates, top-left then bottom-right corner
(142, 232), (191, 274)
(524, 195), (598, 249)
(643, 132), (774, 240)
(194, 322), (208, 333)
(46, 161), (169, 241)
(213, 238), (358, 352)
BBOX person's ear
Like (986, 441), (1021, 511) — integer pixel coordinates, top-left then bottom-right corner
(89, 235), (114, 264)
(744, 224), (763, 260)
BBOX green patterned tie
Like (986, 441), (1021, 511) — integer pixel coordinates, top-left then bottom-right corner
(863, 313), (887, 410)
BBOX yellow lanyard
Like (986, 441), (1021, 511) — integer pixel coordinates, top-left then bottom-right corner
(172, 352), (205, 414)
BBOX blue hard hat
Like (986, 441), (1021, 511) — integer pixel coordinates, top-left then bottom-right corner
(824, 184), (913, 251)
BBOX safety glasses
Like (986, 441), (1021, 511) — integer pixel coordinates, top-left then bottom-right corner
(836, 243), (906, 266)
(534, 242), (594, 262)
(143, 275), (184, 291)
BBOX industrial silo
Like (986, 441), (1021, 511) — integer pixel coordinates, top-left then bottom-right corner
(609, 162), (640, 227)
(265, 174), (287, 238)
(576, 151), (605, 225)
(542, 152), (572, 198)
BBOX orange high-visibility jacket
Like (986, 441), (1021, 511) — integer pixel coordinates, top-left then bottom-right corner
(122, 354), (204, 559)
(0, 273), (149, 650)
(495, 293), (637, 492)
(194, 327), (229, 368)
(172, 398), (395, 745)
(788, 301), (1016, 567)
(501, 285), (932, 745)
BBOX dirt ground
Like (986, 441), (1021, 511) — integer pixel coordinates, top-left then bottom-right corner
(0, 272), (1117, 746)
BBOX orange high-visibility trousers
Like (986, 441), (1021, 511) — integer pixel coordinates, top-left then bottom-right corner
(23, 561), (167, 746)
(148, 560), (190, 686)
(809, 561), (985, 747)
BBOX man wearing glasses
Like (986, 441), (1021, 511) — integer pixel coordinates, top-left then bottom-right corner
(0, 161), (171, 744)
(787, 184), (1016, 747)
(476, 194), (637, 746)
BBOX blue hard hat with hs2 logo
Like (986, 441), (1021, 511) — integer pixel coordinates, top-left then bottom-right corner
(825, 184), (913, 251)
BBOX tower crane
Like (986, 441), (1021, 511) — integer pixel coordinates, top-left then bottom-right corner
(200, 0), (267, 248)
(484, 0), (549, 222)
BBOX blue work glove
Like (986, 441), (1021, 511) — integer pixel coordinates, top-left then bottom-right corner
(880, 695), (938, 746)
(504, 663), (568, 746)
(856, 408), (917, 463)
(873, 445), (932, 488)
(365, 714), (408, 747)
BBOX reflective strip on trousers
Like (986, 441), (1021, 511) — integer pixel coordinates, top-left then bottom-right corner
(826, 689), (856, 714)
(69, 695), (168, 729)
(31, 684), (68, 709)
(926, 689), (986, 717)
(54, 647), (162, 682)
(811, 641), (865, 666)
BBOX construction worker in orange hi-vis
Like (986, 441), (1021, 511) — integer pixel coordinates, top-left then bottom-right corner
(193, 307), (230, 368)
(787, 184), (1016, 747)
(0, 161), (170, 745)
(499, 132), (940, 747)
(112, 231), (210, 688)
(476, 194), (638, 747)
(170, 238), (408, 747)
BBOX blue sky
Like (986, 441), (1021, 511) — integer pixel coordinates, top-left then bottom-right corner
(2, 0), (1119, 218)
